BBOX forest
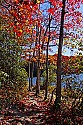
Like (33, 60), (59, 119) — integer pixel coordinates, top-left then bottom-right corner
(0, 0), (83, 125)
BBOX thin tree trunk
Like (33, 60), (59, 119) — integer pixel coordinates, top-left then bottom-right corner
(44, 12), (52, 99)
(36, 60), (40, 95)
(29, 46), (31, 91)
(36, 23), (41, 95)
(31, 62), (34, 87)
(29, 61), (31, 91)
(54, 0), (66, 110)
(44, 36), (49, 100)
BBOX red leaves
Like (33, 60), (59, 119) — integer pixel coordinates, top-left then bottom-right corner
(16, 30), (23, 37)
(10, 22), (14, 27)
(47, 8), (54, 15)
(36, 44), (41, 49)
(69, 0), (73, 3)
(0, 90), (83, 125)
(49, 0), (57, 6)
(33, 30), (36, 34)
(13, 27), (22, 37)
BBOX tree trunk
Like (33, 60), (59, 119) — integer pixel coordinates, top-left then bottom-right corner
(28, 45), (32, 91)
(54, 0), (66, 110)
(44, 37), (49, 100)
(29, 61), (31, 91)
(31, 62), (34, 87)
(44, 9), (52, 99)
(36, 60), (40, 95)
(36, 22), (41, 95)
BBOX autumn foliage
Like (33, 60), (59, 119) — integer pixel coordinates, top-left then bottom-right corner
(0, 0), (83, 124)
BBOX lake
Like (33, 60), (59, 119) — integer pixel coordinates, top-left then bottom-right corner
(27, 73), (83, 88)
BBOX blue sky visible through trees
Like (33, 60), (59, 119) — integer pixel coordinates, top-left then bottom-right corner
(41, 2), (83, 56)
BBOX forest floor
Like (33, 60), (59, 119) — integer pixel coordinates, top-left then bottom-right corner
(0, 91), (83, 125)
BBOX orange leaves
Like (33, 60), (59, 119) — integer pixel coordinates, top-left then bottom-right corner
(48, 55), (57, 64)
(31, 57), (37, 62)
(16, 29), (23, 37)
(26, 28), (31, 33)
(13, 25), (23, 37)
(14, 0), (19, 4)
(10, 10), (18, 18)
(45, 36), (48, 43)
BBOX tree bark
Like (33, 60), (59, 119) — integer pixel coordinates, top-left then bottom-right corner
(44, 14), (52, 100)
(28, 45), (32, 91)
(36, 60), (40, 95)
(44, 36), (49, 100)
(54, 0), (66, 110)
(31, 62), (34, 87)
(36, 23), (41, 95)
(29, 61), (31, 91)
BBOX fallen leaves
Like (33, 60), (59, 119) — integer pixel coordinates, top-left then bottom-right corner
(0, 91), (83, 125)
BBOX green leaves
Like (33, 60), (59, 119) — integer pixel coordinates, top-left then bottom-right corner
(0, 71), (9, 84)
(41, 64), (56, 86)
(0, 27), (29, 108)
(15, 68), (28, 83)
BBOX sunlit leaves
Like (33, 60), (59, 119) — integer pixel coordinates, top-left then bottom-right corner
(0, 0), (83, 76)
(47, 8), (54, 15)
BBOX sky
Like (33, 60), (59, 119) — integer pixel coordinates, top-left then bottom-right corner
(42, 3), (83, 56)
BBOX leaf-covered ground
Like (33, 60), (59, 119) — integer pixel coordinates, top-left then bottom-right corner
(0, 91), (83, 125)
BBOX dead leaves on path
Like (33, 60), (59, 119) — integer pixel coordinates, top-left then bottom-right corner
(0, 92), (53, 125)
(0, 92), (83, 125)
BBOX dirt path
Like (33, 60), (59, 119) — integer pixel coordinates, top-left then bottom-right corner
(0, 92), (55, 125)
(0, 91), (83, 125)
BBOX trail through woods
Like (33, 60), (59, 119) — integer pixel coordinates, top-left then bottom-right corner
(0, 91), (83, 125)
(0, 92), (55, 125)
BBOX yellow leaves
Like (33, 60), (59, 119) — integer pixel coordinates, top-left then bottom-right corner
(31, 57), (37, 62)
(19, 29), (22, 33)
(48, 86), (55, 93)
(40, 58), (45, 64)
(45, 36), (48, 42)
(40, 66), (43, 69)
(31, 0), (40, 4)
(78, 17), (82, 21)
(30, 29), (32, 34)
(16, 22), (19, 25)
(31, 25), (35, 29)
(26, 20), (28, 23)
(36, 0), (40, 4)
(0, 26), (3, 30)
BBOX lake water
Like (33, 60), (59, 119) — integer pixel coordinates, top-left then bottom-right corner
(27, 73), (83, 88)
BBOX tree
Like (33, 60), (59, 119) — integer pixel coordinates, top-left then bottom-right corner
(0, 14), (28, 109)
(47, 0), (83, 110)
(0, 0), (83, 109)
(54, 0), (66, 109)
